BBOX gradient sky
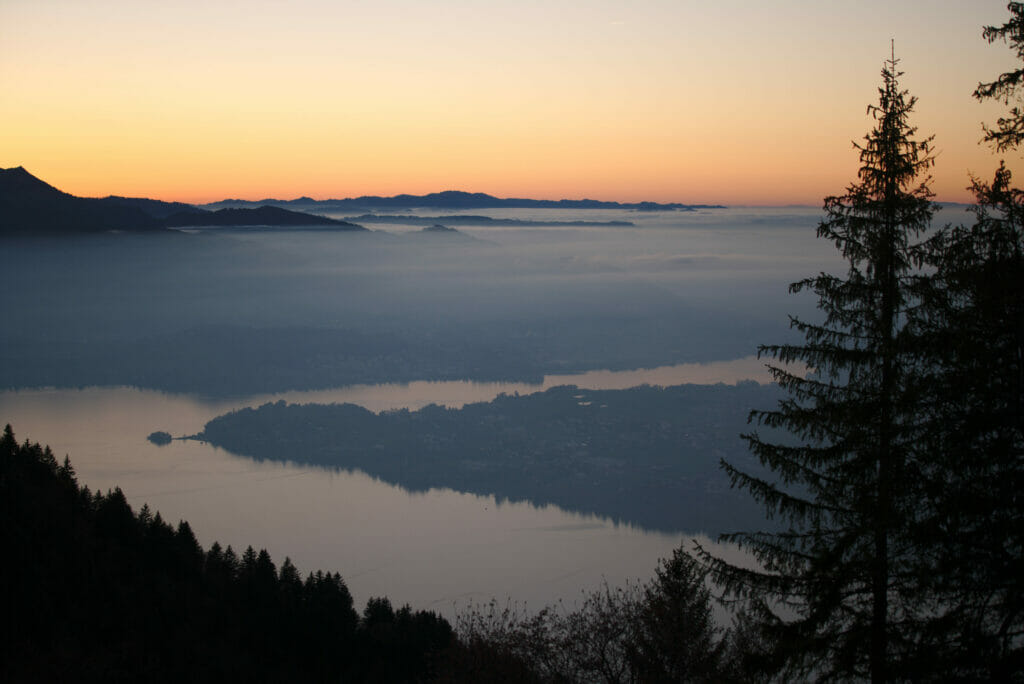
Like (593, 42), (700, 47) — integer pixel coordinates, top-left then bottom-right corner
(1, 1), (1021, 205)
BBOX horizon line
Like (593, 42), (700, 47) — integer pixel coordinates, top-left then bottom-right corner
(2, 165), (977, 209)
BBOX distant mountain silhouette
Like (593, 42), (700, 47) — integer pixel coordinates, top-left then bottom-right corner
(95, 195), (196, 219)
(0, 167), (367, 235)
(1, 165), (722, 237)
(0, 167), (166, 235)
(202, 190), (724, 212)
(163, 205), (366, 230)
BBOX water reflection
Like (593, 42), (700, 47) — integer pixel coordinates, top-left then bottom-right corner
(0, 358), (764, 618)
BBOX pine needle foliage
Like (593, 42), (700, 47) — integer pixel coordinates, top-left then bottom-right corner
(975, 2), (1024, 152)
(697, 55), (935, 682)
(901, 4), (1024, 675)
(907, 163), (1024, 680)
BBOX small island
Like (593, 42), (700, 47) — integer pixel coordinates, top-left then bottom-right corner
(147, 430), (173, 446)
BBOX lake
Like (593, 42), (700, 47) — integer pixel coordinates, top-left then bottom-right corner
(0, 357), (769, 618)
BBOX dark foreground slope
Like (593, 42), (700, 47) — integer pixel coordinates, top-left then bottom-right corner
(0, 425), (452, 683)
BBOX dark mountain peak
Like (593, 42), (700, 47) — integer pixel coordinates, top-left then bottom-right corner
(0, 167), (165, 235)
(1, 165), (32, 179)
(0, 166), (70, 202)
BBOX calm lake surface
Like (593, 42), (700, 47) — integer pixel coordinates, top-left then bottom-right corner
(0, 358), (764, 618)
(1, 206), (862, 618)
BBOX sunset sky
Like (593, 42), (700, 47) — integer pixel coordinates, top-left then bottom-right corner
(2, 1), (1021, 205)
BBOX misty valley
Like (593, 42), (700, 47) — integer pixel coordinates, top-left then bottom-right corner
(1, 216), (817, 397)
(1, 202), (846, 615)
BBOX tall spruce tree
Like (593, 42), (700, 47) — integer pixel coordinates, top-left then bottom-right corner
(909, 164), (1024, 680)
(899, 6), (1024, 676)
(697, 53), (935, 682)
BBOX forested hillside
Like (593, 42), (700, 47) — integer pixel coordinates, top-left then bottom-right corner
(0, 425), (453, 682)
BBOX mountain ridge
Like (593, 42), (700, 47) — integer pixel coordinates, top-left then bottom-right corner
(201, 189), (725, 212)
(0, 167), (365, 235)
(0, 166), (166, 235)
(1, 166), (724, 236)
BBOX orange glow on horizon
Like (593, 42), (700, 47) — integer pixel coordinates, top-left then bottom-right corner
(1, 1), (1017, 208)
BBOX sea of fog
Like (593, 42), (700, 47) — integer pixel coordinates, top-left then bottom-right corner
(0, 205), (885, 618)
